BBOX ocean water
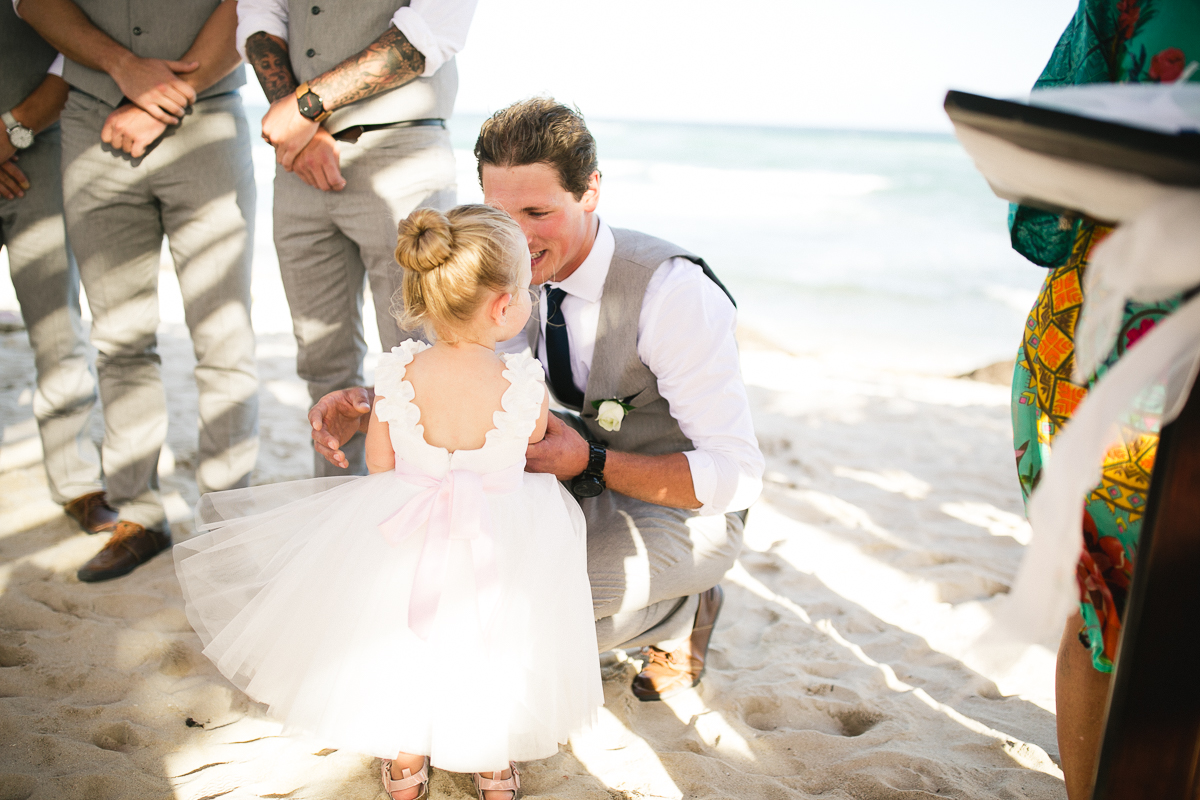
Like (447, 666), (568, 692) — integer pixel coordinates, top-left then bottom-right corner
(1, 104), (1047, 379)
(450, 114), (1046, 376)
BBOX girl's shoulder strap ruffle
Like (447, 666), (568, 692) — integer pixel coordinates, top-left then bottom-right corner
(491, 350), (547, 440)
(374, 340), (430, 428)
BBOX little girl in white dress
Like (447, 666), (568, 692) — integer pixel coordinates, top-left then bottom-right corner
(174, 205), (602, 800)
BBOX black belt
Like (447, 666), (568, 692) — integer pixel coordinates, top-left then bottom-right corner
(332, 118), (445, 143)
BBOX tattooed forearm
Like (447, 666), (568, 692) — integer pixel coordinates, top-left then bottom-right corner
(246, 32), (299, 103)
(308, 27), (425, 112)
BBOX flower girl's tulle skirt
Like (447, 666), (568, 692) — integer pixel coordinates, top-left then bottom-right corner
(175, 471), (601, 772)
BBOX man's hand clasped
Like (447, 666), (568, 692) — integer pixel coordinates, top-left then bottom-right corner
(111, 53), (198, 124)
(98, 55), (199, 158)
(0, 159), (29, 200)
(101, 104), (168, 158)
(292, 128), (346, 192)
(261, 93), (320, 171)
(0, 132), (29, 199)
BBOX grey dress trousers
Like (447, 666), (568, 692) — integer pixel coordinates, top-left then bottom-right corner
(2, 123), (104, 505)
(59, 91), (259, 531)
(273, 123), (455, 477)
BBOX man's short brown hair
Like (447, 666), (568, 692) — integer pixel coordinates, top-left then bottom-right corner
(474, 98), (600, 200)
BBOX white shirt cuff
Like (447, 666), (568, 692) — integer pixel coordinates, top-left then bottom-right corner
(48, 53), (64, 77)
(391, 8), (442, 76)
(684, 450), (720, 516)
(685, 448), (764, 516)
(392, 0), (476, 77)
(235, 5), (289, 61)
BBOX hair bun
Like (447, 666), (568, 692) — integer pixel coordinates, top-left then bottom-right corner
(395, 208), (454, 274)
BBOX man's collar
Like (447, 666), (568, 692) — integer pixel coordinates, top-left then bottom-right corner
(547, 219), (612, 303)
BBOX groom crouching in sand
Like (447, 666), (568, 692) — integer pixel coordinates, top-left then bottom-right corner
(312, 98), (764, 700)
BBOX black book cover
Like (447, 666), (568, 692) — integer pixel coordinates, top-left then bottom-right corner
(944, 89), (1200, 186)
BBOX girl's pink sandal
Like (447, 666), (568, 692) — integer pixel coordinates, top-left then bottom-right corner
(380, 756), (430, 800)
(472, 762), (521, 800)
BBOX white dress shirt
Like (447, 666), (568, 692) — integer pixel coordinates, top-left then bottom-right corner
(235, 0), (477, 75)
(539, 221), (764, 517)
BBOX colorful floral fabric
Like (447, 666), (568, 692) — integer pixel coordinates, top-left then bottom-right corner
(1008, 0), (1200, 270)
(1009, 0), (1198, 673)
(1012, 226), (1179, 671)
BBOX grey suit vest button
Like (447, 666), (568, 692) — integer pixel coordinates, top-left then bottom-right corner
(311, 5), (321, 13)
(306, 48), (315, 57)
(132, 26), (142, 35)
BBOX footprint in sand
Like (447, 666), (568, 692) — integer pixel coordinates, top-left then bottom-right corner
(90, 593), (166, 619)
(0, 636), (34, 667)
(0, 774), (36, 800)
(833, 706), (887, 737)
(91, 720), (152, 753)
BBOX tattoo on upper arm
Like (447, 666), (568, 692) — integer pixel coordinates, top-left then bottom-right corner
(309, 26), (425, 112)
(246, 32), (298, 103)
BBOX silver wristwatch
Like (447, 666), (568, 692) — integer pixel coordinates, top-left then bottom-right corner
(2, 111), (34, 150)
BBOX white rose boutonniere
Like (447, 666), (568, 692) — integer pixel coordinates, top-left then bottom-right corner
(592, 397), (636, 432)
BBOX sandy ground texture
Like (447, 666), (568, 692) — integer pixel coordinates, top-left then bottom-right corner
(0, 290), (1068, 799)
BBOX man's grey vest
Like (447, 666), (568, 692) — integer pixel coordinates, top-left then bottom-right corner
(0, 2), (58, 113)
(61, 0), (245, 108)
(287, 0), (457, 134)
(529, 228), (736, 457)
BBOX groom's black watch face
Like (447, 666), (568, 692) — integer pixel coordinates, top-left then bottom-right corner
(295, 82), (330, 122)
(570, 441), (607, 498)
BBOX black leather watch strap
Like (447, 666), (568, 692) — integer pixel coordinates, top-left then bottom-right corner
(585, 441), (606, 476)
(570, 442), (607, 498)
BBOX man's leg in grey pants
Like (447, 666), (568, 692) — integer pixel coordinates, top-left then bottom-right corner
(275, 125), (456, 476)
(334, 125), (456, 352)
(274, 167), (370, 477)
(585, 490), (745, 652)
(156, 94), (258, 495)
(62, 92), (258, 527)
(60, 92), (170, 529)
(1, 124), (102, 505)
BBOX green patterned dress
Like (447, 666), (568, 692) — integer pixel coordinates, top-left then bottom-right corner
(1010, 0), (1200, 673)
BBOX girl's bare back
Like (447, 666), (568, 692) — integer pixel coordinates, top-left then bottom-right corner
(404, 345), (515, 453)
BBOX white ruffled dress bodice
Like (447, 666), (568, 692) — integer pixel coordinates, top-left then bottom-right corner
(373, 340), (547, 477)
(174, 339), (600, 773)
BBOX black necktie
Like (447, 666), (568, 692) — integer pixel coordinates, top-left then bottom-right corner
(544, 286), (585, 409)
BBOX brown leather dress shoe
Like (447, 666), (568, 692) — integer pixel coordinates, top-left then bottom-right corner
(63, 491), (119, 534)
(631, 584), (725, 701)
(77, 521), (171, 583)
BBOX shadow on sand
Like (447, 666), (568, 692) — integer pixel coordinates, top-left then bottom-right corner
(0, 326), (1065, 799)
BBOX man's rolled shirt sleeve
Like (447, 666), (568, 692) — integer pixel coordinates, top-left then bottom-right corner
(638, 258), (765, 516)
(235, 0), (289, 61)
(392, 0), (478, 77)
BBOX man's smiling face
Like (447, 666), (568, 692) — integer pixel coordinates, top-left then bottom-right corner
(481, 162), (600, 285)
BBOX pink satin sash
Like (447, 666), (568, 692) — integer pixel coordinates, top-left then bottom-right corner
(377, 458), (525, 641)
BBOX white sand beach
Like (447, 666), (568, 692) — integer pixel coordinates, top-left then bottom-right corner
(0, 103), (1073, 798)
(0, 267), (1066, 799)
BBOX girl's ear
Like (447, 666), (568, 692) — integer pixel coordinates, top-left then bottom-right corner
(489, 292), (513, 325)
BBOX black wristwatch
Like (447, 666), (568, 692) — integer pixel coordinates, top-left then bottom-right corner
(295, 82), (330, 122)
(570, 441), (607, 498)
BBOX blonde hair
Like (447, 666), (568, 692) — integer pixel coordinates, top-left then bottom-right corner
(391, 205), (526, 341)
